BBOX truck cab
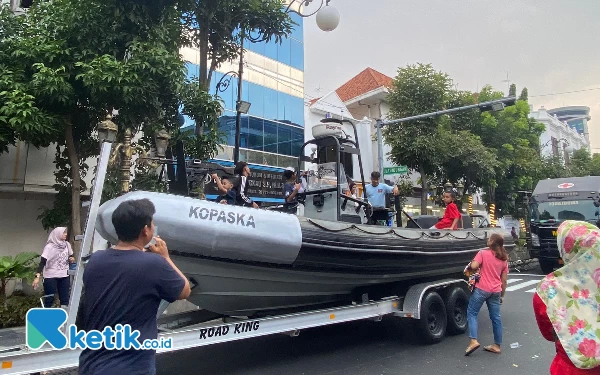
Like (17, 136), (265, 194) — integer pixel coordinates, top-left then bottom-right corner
(528, 176), (600, 274)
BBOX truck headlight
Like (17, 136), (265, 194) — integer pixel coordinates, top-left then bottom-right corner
(531, 233), (540, 246)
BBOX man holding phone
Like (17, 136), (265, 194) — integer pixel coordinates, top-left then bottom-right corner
(78, 198), (191, 375)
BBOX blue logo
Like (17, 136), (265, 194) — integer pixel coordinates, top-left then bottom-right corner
(26, 308), (172, 350)
(26, 308), (68, 349)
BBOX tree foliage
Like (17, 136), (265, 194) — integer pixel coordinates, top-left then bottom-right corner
(384, 63), (452, 213)
(1, 0), (187, 251)
(382, 62), (578, 219)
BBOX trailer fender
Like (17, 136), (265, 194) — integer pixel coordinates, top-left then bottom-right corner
(394, 278), (467, 319)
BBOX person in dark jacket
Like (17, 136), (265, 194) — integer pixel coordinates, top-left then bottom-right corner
(232, 161), (258, 208)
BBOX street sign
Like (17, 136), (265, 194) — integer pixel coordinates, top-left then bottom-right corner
(383, 166), (408, 175)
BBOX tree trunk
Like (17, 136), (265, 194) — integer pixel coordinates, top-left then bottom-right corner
(64, 119), (82, 258)
(420, 166), (428, 215)
(207, 58), (217, 88)
(198, 23), (209, 92)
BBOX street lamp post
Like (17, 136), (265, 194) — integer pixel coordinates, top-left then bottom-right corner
(97, 112), (172, 194)
(215, 0), (340, 164)
(375, 96), (518, 179)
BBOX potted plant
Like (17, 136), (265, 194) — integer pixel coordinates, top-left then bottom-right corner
(0, 252), (40, 298)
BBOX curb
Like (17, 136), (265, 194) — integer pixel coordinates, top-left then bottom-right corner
(509, 258), (539, 271)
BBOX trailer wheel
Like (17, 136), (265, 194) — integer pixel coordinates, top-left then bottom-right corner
(415, 291), (447, 344)
(445, 286), (469, 335)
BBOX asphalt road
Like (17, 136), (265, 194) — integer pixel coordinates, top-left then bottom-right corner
(156, 266), (556, 375)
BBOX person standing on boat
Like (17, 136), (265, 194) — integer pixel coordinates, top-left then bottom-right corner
(363, 171), (399, 225)
(78, 198), (190, 375)
(282, 167), (304, 213)
(232, 161), (259, 209)
(464, 233), (508, 356)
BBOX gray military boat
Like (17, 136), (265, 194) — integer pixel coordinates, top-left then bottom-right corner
(95, 119), (514, 317)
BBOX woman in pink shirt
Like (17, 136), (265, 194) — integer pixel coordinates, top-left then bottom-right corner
(464, 233), (509, 356)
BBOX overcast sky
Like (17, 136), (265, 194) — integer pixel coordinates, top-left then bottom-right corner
(303, 0), (600, 152)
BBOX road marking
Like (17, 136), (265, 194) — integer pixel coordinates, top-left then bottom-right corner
(507, 279), (522, 284)
(508, 273), (545, 277)
(506, 280), (540, 291)
(526, 288), (537, 293)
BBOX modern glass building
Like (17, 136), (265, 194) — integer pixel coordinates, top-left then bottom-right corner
(181, 12), (306, 169)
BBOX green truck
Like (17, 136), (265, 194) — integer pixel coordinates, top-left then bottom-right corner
(527, 176), (600, 273)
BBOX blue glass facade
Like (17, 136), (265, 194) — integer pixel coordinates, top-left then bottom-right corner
(182, 12), (305, 164)
(246, 12), (304, 71)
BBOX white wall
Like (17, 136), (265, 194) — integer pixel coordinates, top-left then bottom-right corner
(0, 141), (98, 257)
(0, 195), (54, 257)
(0, 141), (97, 195)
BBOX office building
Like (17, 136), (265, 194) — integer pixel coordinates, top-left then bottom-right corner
(180, 12), (306, 170)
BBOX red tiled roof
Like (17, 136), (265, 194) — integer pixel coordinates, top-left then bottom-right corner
(308, 97), (321, 106)
(335, 68), (393, 103)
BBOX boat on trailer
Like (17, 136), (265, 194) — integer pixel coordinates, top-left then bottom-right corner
(95, 118), (515, 317)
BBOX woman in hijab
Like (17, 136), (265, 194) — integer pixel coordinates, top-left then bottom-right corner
(534, 220), (600, 374)
(32, 227), (75, 308)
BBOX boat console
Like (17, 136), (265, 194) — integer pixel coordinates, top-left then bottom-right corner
(298, 118), (372, 224)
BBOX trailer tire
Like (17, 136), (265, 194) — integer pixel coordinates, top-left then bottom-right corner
(415, 291), (447, 344)
(445, 286), (469, 335)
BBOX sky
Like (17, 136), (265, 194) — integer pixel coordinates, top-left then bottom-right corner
(302, 0), (600, 152)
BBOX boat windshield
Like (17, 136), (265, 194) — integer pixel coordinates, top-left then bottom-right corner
(305, 162), (349, 192)
(530, 200), (599, 222)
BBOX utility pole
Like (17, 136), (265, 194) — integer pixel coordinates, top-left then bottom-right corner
(233, 36), (245, 164)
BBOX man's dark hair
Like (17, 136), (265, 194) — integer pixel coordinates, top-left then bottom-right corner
(283, 170), (294, 179)
(444, 191), (456, 200)
(371, 171), (380, 179)
(221, 176), (230, 182)
(111, 199), (156, 242)
(234, 161), (248, 175)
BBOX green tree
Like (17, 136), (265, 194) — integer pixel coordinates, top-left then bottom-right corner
(384, 63), (452, 214)
(568, 148), (592, 176)
(589, 154), (600, 176)
(519, 87), (529, 102)
(438, 90), (498, 196)
(470, 85), (545, 217)
(2, 0), (186, 254)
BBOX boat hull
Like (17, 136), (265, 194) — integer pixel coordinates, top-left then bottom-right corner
(96, 191), (514, 317)
(169, 252), (470, 317)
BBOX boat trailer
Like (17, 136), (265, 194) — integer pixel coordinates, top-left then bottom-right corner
(0, 142), (470, 375)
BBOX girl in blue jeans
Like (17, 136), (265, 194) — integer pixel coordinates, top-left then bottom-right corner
(464, 233), (509, 356)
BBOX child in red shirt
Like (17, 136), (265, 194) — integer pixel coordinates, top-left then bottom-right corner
(431, 191), (461, 230)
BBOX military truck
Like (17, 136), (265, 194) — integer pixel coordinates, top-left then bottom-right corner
(528, 176), (600, 274)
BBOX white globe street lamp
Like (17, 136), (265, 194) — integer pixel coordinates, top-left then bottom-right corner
(286, 0), (340, 32)
(316, 2), (340, 32)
